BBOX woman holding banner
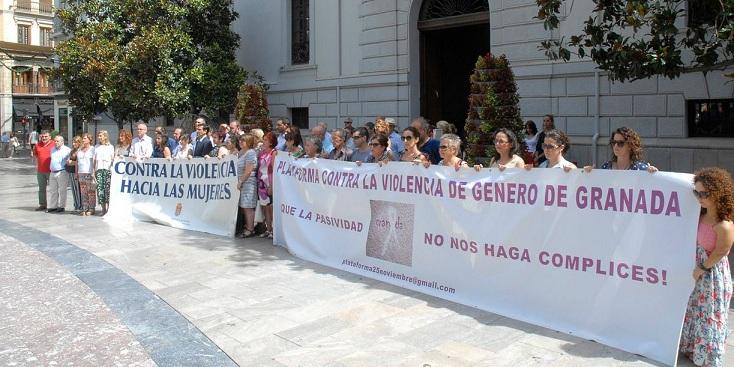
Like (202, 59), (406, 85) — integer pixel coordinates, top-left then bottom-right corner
(116, 129), (132, 157)
(437, 134), (467, 170)
(285, 129), (305, 158)
(237, 134), (258, 238)
(400, 127), (428, 165)
(367, 134), (392, 165)
(303, 136), (323, 159)
(527, 130), (576, 171)
(489, 128), (525, 170)
(174, 135), (193, 159)
(680, 167), (734, 367)
(583, 127), (657, 173)
(257, 133), (277, 239)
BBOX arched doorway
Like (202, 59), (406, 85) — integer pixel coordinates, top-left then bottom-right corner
(416, 0), (489, 138)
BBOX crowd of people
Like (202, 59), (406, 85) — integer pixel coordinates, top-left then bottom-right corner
(26, 113), (734, 367)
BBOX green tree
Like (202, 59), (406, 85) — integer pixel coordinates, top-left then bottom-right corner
(535, 0), (734, 81)
(55, 0), (245, 126)
(183, 0), (246, 121)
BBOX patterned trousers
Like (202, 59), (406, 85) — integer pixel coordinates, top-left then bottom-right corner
(78, 173), (97, 211)
(95, 169), (112, 205)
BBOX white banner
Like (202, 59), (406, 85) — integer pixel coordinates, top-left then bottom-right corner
(273, 155), (698, 366)
(107, 157), (239, 237)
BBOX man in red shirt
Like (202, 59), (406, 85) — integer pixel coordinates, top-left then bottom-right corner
(31, 131), (53, 211)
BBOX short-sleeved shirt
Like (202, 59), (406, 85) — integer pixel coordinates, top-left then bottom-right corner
(34, 141), (54, 173)
(237, 149), (257, 177)
(94, 144), (115, 171)
(50, 145), (72, 172)
(76, 146), (95, 174)
(131, 135), (153, 158)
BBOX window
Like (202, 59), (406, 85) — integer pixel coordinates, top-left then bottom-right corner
(16, 0), (31, 11)
(17, 25), (30, 45)
(291, 0), (309, 65)
(40, 0), (53, 14)
(688, 0), (720, 28)
(290, 107), (309, 129)
(687, 99), (734, 137)
(40, 28), (52, 47)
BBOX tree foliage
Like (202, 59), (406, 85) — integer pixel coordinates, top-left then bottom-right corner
(536, 0), (734, 81)
(55, 0), (245, 125)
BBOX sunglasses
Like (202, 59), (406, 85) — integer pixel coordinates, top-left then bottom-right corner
(693, 189), (710, 199)
(542, 143), (560, 150)
(610, 140), (627, 147)
(401, 136), (414, 141)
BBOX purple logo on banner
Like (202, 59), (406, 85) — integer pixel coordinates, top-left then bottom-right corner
(365, 200), (415, 266)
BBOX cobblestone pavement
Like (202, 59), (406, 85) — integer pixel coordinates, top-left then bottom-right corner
(0, 233), (154, 367)
(1, 157), (731, 366)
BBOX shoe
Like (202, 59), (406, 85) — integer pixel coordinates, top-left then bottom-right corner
(239, 229), (255, 238)
(35, 206), (46, 211)
(45, 208), (58, 213)
(267, 232), (273, 239)
(55, 209), (65, 214)
(258, 231), (268, 238)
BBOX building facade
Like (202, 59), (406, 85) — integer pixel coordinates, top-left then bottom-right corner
(233, 0), (734, 173)
(0, 0), (55, 140)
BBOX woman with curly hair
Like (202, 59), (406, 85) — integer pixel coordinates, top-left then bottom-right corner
(680, 167), (734, 367)
(599, 127), (657, 172)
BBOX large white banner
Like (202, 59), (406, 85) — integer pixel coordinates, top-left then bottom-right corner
(273, 155), (698, 366)
(107, 157), (239, 237)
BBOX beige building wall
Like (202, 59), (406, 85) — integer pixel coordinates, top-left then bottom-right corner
(0, 0), (54, 135)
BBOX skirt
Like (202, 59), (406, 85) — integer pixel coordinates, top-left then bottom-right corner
(239, 175), (257, 209)
(679, 246), (733, 367)
(78, 173), (97, 211)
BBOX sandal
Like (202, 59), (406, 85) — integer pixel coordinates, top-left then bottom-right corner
(267, 231), (273, 239)
(239, 229), (255, 238)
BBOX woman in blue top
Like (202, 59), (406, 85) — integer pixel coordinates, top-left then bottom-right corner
(585, 127), (658, 172)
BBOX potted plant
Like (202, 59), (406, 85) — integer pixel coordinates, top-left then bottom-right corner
(465, 53), (525, 165)
(235, 73), (271, 133)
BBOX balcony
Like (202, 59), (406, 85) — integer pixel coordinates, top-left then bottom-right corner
(13, 83), (53, 95)
(14, 0), (53, 16)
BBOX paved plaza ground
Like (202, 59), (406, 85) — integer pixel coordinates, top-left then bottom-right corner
(0, 153), (731, 366)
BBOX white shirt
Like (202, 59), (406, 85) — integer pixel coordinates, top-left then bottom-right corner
(539, 156), (573, 169)
(76, 146), (95, 174)
(93, 144), (115, 171)
(174, 144), (192, 159)
(524, 133), (540, 153)
(131, 135), (153, 158)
